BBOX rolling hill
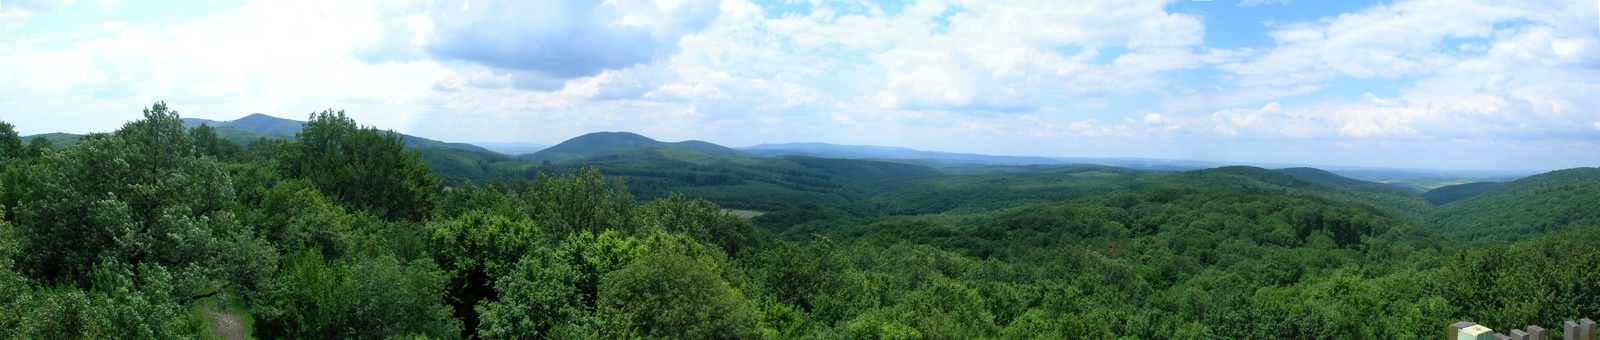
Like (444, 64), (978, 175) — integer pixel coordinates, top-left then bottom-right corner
(1426, 167), (1600, 244)
(507, 147), (943, 211)
(468, 142), (549, 156)
(1420, 182), (1502, 206)
(739, 142), (1064, 165)
(519, 132), (751, 163)
(1275, 167), (1423, 194)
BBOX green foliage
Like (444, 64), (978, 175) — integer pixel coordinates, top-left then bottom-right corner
(26, 136), (52, 158)
(430, 209), (543, 334)
(189, 123), (245, 160)
(14, 103), (274, 296)
(1427, 168), (1600, 244)
(474, 249), (591, 339)
(255, 250), (459, 339)
(596, 233), (760, 339)
(279, 109), (440, 221)
(638, 194), (768, 256)
(0, 121), (21, 162)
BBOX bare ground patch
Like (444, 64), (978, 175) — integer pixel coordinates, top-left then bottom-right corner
(203, 304), (244, 340)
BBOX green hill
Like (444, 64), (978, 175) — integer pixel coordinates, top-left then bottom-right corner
(1427, 167), (1600, 244)
(1160, 166), (1432, 217)
(514, 147), (940, 211)
(759, 165), (1436, 240)
(1275, 167), (1423, 194)
(520, 132), (750, 163)
(1420, 182), (1502, 206)
(209, 113), (303, 136)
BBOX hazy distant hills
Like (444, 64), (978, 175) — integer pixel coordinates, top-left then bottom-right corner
(1162, 166), (1435, 216)
(1427, 167), (1600, 243)
(468, 142), (548, 156)
(1275, 167), (1424, 194)
(518, 132), (751, 163)
(181, 114), (496, 154)
(740, 142), (1064, 165)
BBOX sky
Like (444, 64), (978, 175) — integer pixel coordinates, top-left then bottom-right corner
(1, 0), (1597, 171)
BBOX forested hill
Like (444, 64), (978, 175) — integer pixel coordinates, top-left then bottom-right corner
(519, 131), (751, 163)
(1275, 167), (1422, 194)
(739, 142), (1064, 165)
(526, 147), (944, 211)
(1421, 181), (1503, 206)
(1427, 167), (1600, 244)
(2, 105), (1598, 339)
(182, 113), (495, 153)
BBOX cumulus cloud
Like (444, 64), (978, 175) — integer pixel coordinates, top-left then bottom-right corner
(765, 0), (1204, 113)
(360, 0), (720, 83)
(4, 0), (1598, 170)
(1171, 0), (1600, 142)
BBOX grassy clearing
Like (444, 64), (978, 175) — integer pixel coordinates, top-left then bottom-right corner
(1377, 177), (1506, 191)
(190, 291), (255, 340)
(722, 209), (766, 219)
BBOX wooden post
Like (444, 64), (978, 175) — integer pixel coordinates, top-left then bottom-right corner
(1512, 330), (1530, 340)
(1528, 326), (1546, 340)
(1580, 319), (1596, 340)
(1567, 321), (1581, 340)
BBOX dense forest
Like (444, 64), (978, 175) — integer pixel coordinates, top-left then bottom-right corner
(2, 103), (1597, 339)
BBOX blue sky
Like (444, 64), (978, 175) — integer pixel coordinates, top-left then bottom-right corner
(2, 0), (1597, 171)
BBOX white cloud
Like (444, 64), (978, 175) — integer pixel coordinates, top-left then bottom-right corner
(359, 0), (721, 81)
(1142, 113), (1163, 124)
(2, 0), (1597, 170)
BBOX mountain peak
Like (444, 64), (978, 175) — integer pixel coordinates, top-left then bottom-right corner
(521, 131), (748, 163)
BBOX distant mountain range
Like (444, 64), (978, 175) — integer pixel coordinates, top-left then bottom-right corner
(738, 142), (1063, 165)
(180, 113), (496, 154)
(19, 115), (1535, 189)
(468, 142), (548, 156)
(1274, 167), (1423, 194)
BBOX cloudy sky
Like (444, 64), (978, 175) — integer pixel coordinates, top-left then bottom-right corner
(2, 0), (1597, 171)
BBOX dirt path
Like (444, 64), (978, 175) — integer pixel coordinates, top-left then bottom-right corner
(203, 305), (244, 340)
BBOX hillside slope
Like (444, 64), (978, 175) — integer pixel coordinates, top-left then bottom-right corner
(740, 142), (1063, 165)
(1427, 167), (1600, 244)
(517, 147), (942, 211)
(1421, 182), (1502, 206)
(1275, 167), (1423, 194)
